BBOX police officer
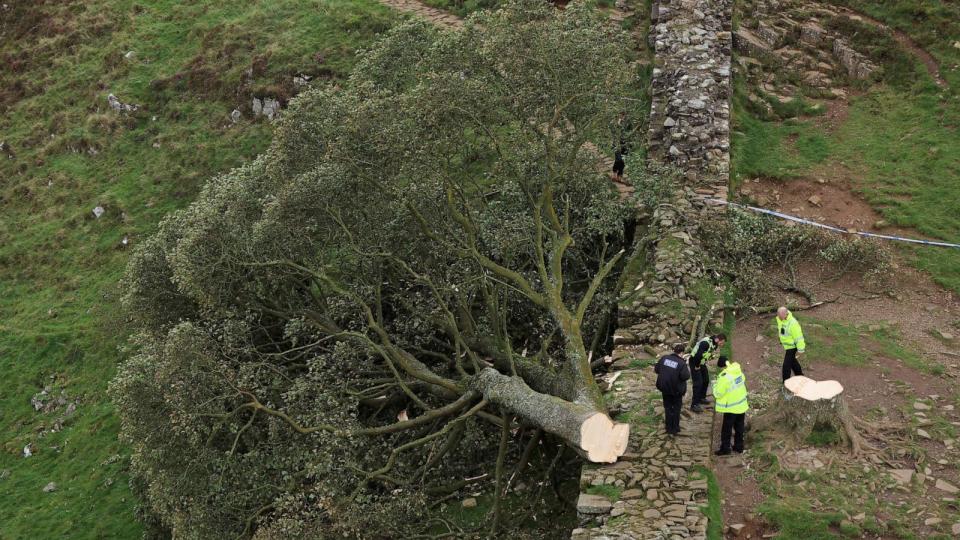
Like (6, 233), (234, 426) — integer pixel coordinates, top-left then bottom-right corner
(713, 359), (749, 455)
(775, 306), (806, 382)
(689, 333), (726, 413)
(655, 343), (691, 435)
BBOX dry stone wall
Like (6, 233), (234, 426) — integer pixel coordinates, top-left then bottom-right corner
(572, 0), (734, 537)
(734, 0), (880, 113)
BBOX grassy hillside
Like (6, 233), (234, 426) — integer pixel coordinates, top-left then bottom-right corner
(731, 1), (960, 293)
(0, 1), (396, 536)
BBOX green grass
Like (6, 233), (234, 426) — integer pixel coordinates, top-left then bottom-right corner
(732, 1), (960, 293)
(759, 499), (847, 539)
(733, 84), (960, 293)
(827, 0), (960, 89)
(764, 319), (944, 374)
(586, 484), (623, 502)
(0, 1), (397, 537)
(731, 111), (831, 184)
(805, 423), (842, 447)
(830, 88), (960, 293)
(694, 466), (723, 540)
(421, 0), (500, 17)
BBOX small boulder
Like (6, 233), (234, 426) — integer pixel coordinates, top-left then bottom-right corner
(889, 469), (913, 485)
(934, 478), (958, 494)
(807, 195), (822, 207)
(43, 482), (57, 493)
(461, 497), (477, 508)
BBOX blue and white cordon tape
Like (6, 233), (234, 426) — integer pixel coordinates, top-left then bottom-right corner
(702, 197), (960, 249)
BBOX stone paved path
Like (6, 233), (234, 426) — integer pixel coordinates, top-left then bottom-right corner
(573, 349), (713, 539)
(573, 0), (734, 537)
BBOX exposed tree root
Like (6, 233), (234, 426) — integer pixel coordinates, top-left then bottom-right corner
(751, 378), (896, 459)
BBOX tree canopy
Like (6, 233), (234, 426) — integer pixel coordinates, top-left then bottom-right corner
(111, 2), (643, 537)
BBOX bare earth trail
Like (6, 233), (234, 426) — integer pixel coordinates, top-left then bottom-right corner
(831, 4), (948, 88)
(717, 267), (960, 536)
(720, 88), (960, 539)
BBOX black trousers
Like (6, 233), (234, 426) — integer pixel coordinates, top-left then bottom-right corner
(719, 412), (745, 452)
(662, 393), (683, 434)
(612, 154), (625, 177)
(782, 348), (803, 381)
(691, 365), (708, 406)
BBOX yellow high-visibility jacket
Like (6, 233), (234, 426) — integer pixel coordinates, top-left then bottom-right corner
(713, 362), (749, 414)
(776, 311), (806, 352)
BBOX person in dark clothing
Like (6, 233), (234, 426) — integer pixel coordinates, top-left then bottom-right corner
(612, 150), (626, 179)
(611, 111), (635, 180)
(689, 333), (726, 413)
(655, 343), (691, 435)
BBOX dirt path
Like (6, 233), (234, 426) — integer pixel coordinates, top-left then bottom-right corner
(717, 271), (960, 536)
(832, 5), (948, 87)
(377, 0), (464, 29)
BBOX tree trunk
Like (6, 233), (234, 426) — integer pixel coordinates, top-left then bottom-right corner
(472, 368), (629, 463)
(753, 376), (873, 455)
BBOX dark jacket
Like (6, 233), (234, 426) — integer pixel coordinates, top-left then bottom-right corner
(655, 353), (691, 396)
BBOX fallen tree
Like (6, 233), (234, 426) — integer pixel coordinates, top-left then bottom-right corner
(110, 3), (645, 538)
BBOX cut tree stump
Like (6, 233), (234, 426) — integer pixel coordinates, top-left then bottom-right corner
(754, 375), (875, 456)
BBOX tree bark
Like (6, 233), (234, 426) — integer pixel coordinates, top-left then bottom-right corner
(753, 376), (874, 456)
(471, 368), (628, 463)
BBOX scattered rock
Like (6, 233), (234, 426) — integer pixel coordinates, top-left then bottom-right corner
(124, 50), (136, 60)
(913, 401), (931, 411)
(729, 523), (746, 534)
(952, 522), (960, 535)
(807, 195), (822, 207)
(230, 109), (242, 123)
(0, 469), (10, 481)
(93, 206), (105, 219)
(0, 140), (14, 159)
(107, 93), (138, 113)
(934, 479), (958, 494)
(43, 482), (57, 493)
(889, 469), (913, 485)
(461, 497), (477, 508)
(262, 98), (280, 120)
(917, 428), (931, 439)
(924, 517), (941, 526)
(936, 329), (954, 341)
(642, 508), (661, 519)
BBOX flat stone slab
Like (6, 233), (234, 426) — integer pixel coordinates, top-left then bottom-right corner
(577, 493), (613, 514)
